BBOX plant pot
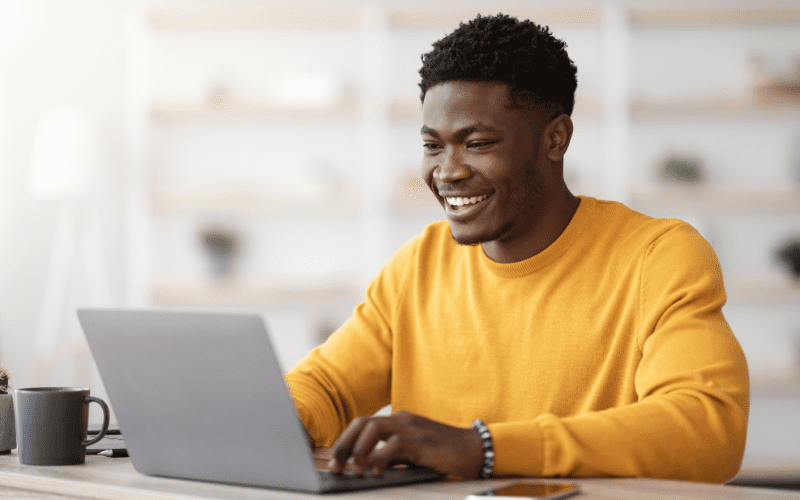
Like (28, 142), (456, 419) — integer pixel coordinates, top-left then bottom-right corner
(0, 393), (16, 453)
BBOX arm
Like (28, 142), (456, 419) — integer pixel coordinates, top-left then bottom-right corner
(285, 237), (419, 447)
(491, 224), (749, 482)
(286, 299), (393, 447)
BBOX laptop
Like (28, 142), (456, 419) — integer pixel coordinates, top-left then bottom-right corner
(77, 308), (443, 493)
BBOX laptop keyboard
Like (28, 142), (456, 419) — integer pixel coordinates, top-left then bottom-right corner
(318, 466), (443, 492)
(315, 459), (444, 492)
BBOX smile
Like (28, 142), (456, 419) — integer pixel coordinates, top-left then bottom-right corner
(445, 194), (490, 208)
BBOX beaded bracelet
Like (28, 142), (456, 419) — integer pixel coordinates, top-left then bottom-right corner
(471, 419), (495, 479)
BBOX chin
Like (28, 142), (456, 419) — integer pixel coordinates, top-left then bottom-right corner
(451, 233), (484, 246)
(449, 221), (513, 247)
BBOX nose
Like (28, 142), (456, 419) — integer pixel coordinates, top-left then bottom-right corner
(435, 147), (471, 184)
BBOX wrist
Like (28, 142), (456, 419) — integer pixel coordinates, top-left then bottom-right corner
(471, 419), (495, 478)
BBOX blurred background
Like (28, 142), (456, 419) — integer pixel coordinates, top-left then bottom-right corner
(0, 0), (799, 487)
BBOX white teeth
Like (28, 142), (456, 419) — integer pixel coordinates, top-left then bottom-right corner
(445, 194), (489, 207)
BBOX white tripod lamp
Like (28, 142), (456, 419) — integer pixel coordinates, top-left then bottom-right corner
(29, 107), (111, 386)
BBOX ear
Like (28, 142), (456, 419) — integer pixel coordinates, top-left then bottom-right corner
(544, 114), (573, 162)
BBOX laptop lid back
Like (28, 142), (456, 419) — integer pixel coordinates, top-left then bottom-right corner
(78, 309), (322, 492)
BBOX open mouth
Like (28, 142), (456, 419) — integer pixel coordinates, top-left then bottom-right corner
(444, 194), (490, 209)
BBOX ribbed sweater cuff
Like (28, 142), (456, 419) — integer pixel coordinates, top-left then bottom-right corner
(284, 374), (342, 446)
(489, 420), (544, 476)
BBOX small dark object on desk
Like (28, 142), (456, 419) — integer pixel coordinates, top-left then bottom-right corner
(0, 364), (10, 393)
(0, 366), (15, 454)
(87, 423), (127, 457)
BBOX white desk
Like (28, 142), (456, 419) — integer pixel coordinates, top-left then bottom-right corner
(1, 453), (800, 500)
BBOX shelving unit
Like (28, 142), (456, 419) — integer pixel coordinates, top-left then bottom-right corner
(125, 1), (800, 383)
(147, 4), (364, 30)
(630, 97), (800, 119)
(150, 95), (361, 124)
(616, 5), (800, 480)
(628, 4), (800, 27)
(150, 187), (361, 215)
(387, 4), (606, 28)
(123, 4), (378, 378)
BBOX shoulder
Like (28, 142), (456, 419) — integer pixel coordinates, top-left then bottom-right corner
(578, 197), (720, 284)
(371, 220), (455, 286)
(586, 200), (724, 295)
(583, 197), (696, 254)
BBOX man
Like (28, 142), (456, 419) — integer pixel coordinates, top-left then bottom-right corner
(286, 14), (748, 483)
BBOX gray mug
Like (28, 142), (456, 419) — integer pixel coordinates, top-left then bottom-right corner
(15, 387), (109, 465)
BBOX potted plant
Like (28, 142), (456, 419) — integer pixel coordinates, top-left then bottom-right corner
(0, 364), (15, 453)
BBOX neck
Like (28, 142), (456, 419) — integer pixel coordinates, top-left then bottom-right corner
(481, 186), (580, 264)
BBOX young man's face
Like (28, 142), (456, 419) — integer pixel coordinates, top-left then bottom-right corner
(421, 81), (559, 257)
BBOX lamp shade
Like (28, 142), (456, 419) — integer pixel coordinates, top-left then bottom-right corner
(29, 108), (99, 200)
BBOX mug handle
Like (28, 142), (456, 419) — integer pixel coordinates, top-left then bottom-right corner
(82, 396), (110, 447)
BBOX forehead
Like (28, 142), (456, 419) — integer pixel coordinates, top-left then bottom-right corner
(421, 81), (527, 134)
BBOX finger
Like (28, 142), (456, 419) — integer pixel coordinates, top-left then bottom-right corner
(329, 417), (369, 473)
(350, 417), (394, 475)
(365, 434), (403, 476)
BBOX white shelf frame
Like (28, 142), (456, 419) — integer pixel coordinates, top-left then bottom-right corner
(131, 1), (800, 325)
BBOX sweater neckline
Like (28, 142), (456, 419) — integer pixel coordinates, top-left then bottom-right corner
(479, 196), (595, 278)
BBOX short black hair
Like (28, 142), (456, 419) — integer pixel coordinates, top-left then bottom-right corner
(419, 13), (578, 117)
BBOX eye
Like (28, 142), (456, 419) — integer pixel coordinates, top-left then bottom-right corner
(468, 140), (495, 149)
(422, 142), (442, 153)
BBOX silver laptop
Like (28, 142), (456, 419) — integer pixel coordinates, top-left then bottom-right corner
(77, 308), (443, 493)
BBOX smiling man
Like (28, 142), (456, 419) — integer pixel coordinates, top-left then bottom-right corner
(285, 14), (748, 483)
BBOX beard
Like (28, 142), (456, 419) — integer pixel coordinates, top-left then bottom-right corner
(450, 172), (546, 247)
(450, 220), (515, 246)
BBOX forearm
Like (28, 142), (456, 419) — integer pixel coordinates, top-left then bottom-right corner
(490, 387), (747, 482)
(285, 368), (350, 446)
(286, 301), (395, 446)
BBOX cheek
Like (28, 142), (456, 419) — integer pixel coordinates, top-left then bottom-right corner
(511, 167), (545, 208)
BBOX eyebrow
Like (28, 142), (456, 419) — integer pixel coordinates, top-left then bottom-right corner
(420, 124), (500, 139)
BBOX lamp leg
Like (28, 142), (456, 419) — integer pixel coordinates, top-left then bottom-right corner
(31, 206), (78, 387)
(72, 205), (112, 388)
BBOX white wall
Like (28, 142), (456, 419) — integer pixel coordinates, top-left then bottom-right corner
(0, 1), (132, 395)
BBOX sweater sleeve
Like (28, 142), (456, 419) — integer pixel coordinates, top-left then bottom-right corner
(284, 236), (417, 447)
(490, 224), (749, 483)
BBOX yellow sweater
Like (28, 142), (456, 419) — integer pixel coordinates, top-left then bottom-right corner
(286, 196), (749, 483)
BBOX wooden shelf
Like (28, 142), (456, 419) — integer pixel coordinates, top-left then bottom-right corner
(389, 4), (606, 29)
(631, 97), (800, 119)
(630, 4), (800, 28)
(749, 376), (800, 397)
(148, 3), (800, 31)
(149, 4), (364, 30)
(725, 276), (800, 304)
(151, 95), (360, 124)
(151, 188), (361, 215)
(394, 96), (800, 122)
(391, 95), (604, 122)
(151, 279), (362, 306)
(630, 185), (800, 213)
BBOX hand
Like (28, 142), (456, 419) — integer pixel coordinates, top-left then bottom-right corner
(328, 410), (484, 478)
